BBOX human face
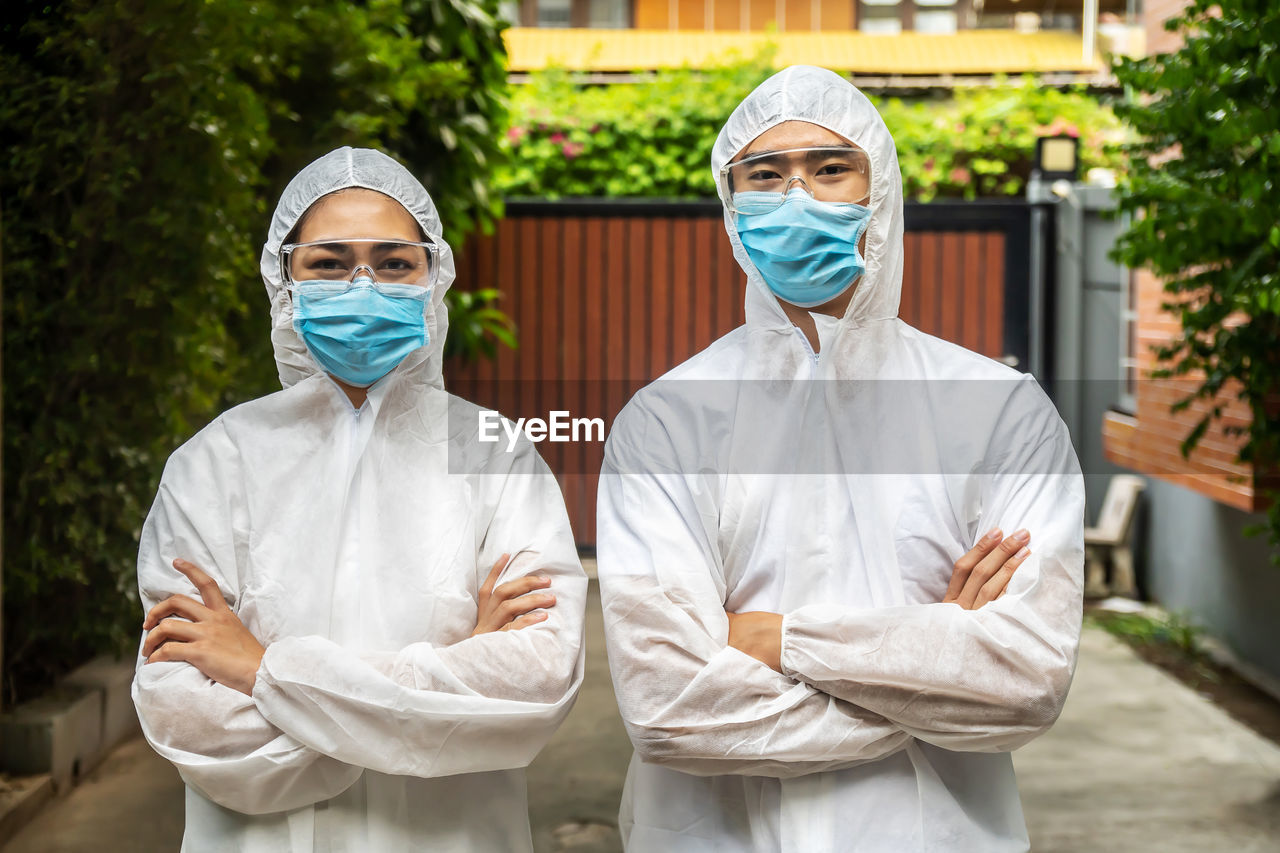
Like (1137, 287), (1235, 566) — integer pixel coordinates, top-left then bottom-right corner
(285, 189), (436, 288)
(725, 121), (871, 213)
(286, 188), (432, 407)
(732, 122), (871, 321)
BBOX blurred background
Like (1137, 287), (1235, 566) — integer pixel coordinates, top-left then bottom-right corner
(2, 0), (1279, 850)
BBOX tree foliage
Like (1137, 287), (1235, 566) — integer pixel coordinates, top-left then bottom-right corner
(1111, 0), (1280, 556)
(0, 0), (512, 702)
(495, 62), (1126, 201)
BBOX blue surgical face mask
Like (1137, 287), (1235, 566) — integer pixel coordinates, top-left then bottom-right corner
(291, 275), (431, 387)
(736, 189), (871, 309)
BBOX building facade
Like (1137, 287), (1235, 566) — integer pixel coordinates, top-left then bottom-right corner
(508, 0), (1135, 38)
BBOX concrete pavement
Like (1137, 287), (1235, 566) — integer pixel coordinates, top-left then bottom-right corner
(7, 585), (1280, 852)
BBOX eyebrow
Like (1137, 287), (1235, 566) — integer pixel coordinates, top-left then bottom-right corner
(305, 241), (415, 252)
(737, 144), (858, 162)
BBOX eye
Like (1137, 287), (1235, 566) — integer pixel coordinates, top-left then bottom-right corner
(746, 168), (783, 182)
(816, 163), (851, 177)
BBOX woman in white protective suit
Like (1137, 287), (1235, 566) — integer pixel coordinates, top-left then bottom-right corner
(131, 147), (587, 851)
(596, 66), (1084, 851)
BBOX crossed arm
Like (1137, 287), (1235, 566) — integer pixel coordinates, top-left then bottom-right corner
(141, 554), (557, 696)
(597, 402), (1084, 775)
(132, 431), (586, 813)
(726, 527), (1033, 672)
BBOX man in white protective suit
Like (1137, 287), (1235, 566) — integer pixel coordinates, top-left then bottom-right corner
(132, 147), (587, 852)
(596, 66), (1085, 851)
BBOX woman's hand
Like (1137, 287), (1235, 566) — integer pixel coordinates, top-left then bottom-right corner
(142, 559), (266, 696)
(943, 528), (1032, 610)
(471, 553), (557, 636)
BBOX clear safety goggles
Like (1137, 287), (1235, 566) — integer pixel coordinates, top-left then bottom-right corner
(720, 145), (871, 215)
(280, 237), (440, 290)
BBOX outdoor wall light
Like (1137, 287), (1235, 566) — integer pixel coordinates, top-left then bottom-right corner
(1034, 134), (1080, 182)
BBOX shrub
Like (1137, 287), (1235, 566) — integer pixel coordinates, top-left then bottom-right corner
(494, 63), (1127, 201)
(496, 56), (777, 199)
(881, 79), (1128, 201)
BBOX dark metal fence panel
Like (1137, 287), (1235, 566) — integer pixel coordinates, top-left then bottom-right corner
(447, 199), (1035, 546)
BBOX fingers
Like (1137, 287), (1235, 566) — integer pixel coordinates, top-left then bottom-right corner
(492, 574), (551, 602)
(143, 594), (212, 630)
(145, 632), (203, 665)
(944, 528), (1002, 603)
(172, 559), (228, 610)
(499, 610), (550, 632)
(142, 618), (200, 658)
(973, 545), (1032, 609)
(496, 589), (556, 623)
(479, 554), (511, 597)
(955, 529), (1031, 610)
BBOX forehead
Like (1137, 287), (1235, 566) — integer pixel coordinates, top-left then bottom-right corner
(736, 120), (856, 161)
(297, 188), (421, 243)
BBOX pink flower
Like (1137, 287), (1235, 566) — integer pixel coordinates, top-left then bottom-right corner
(549, 132), (566, 144)
(954, 122), (966, 133)
(949, 167), (971, 184)
(1038, 118), (1081, 138)
(923, 157), (936, 171)
(562, 141), (585, 159)
(506, 126), (526, 144)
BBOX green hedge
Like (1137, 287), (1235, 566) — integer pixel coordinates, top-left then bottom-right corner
(494, 63), (1127, 201)
(0, 0), (511, 703)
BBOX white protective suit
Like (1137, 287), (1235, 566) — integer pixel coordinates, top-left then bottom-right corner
(132, 147), (587, 852)
(597, 66), (1084, 852)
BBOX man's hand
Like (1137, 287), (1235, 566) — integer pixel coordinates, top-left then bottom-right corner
(471, 553), (557, 636)
(727, 611), (784, 673)
(943, 528), (1032, 610)
(142, 559), (266, 696)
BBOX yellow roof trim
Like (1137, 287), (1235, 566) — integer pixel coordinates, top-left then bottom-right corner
(504, 28), (1103, 75)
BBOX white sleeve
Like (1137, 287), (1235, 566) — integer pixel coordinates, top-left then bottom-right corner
(598, 427), (910, 779)
(250, 443), (587, 778)
(132, 439), (363, 815)
(779, 392), (1086, 753)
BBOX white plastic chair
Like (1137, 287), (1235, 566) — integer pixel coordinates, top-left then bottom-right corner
(1083, 474), (1146, 598)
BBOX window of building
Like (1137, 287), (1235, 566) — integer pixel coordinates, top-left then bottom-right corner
(588, 0), (629, 27)
(914, 9), (958, 32)
(537, 0), (572, 26)
(859, 0), (903, 34)
(519, 0), (631, 27)
(1118, 266), (1138, 414)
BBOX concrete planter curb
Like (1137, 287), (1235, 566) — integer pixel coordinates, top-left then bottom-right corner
(0, 774), (54, 848)
(0, 656), (139, 793)
(63, 656), (142, 760)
